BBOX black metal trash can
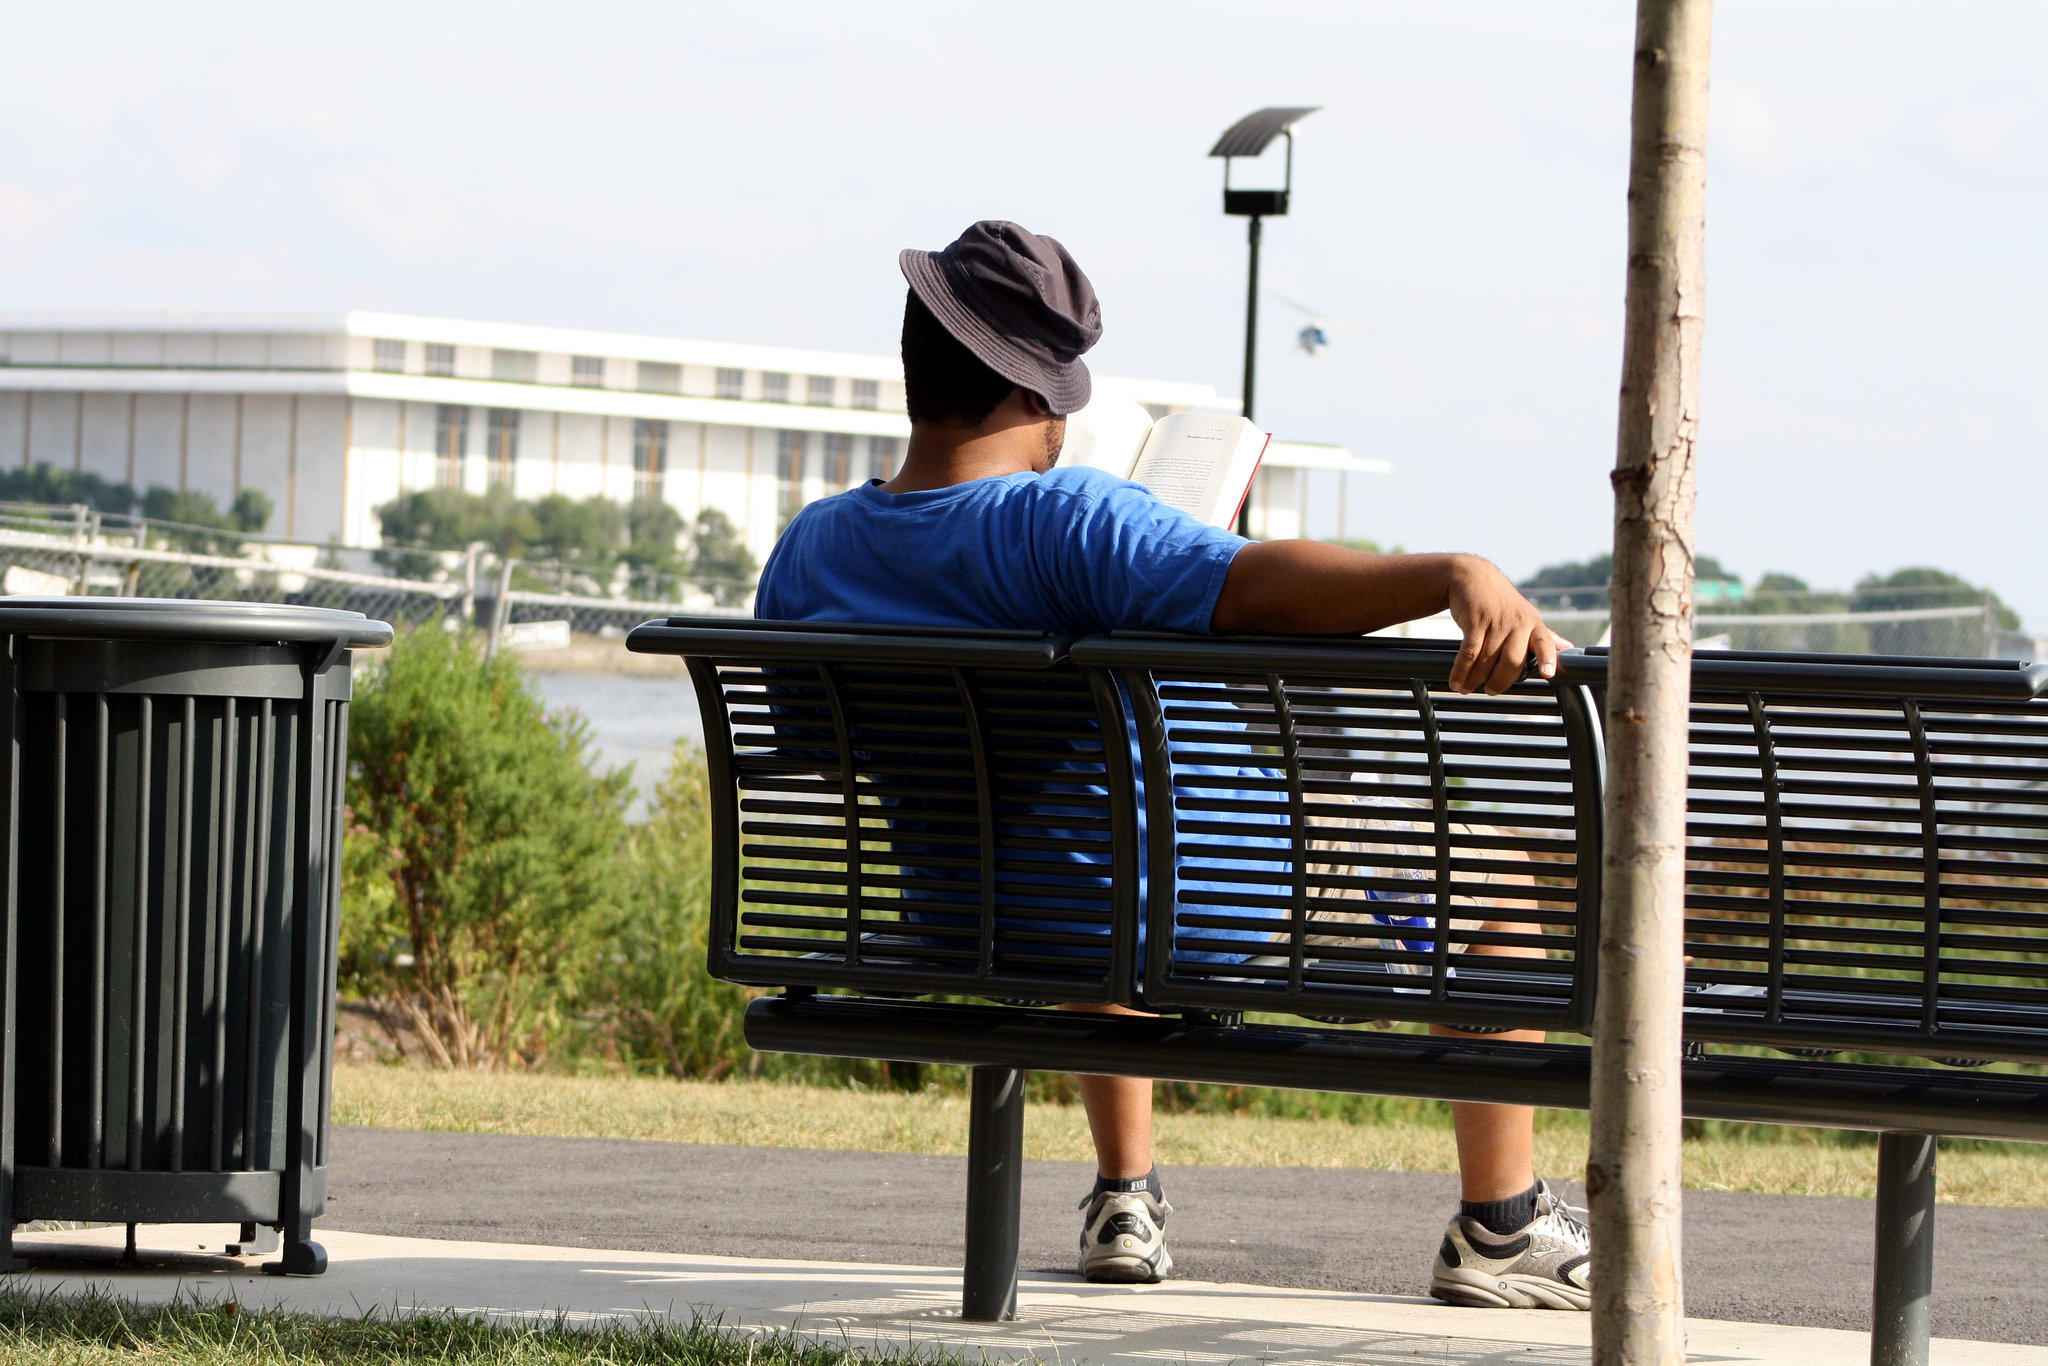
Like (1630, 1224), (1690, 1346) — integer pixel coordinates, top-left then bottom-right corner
(0, 599), (392, 1275)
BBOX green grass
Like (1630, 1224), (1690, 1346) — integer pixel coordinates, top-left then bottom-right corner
(332, 1063), (2048, 1208)
(0, 1288), (951, 1366)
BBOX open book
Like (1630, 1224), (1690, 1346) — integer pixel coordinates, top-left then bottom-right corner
(1061, 405), (1271, 530)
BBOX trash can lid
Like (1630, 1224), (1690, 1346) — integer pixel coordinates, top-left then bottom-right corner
(0, 598), (395, 649)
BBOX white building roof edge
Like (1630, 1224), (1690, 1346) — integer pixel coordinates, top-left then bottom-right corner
(0, 311), (1228, 411)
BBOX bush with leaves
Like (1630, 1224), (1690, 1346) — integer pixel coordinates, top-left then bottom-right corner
(0, 462), (137, 514)
(584, 744), (752, 1077)
(691, 507), (759, 606)
(341, 625), (631, 1068)
(0, 463), (273, 550)
(371, 487), (747, 600)
(580, 740), (899, 1087)
(140, 486), (272, 552)
(1853, 566), (2018, 629)
(376, 487), (538, 561)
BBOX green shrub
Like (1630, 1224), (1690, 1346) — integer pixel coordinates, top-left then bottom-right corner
(579, 740), (904, 1089)
(341, 625), (631, 1068)
(690, 507), (759, 606)
(587, 743), (753, 1078)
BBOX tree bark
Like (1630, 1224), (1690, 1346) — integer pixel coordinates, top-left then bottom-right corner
(1592, 2), (1712, 1364)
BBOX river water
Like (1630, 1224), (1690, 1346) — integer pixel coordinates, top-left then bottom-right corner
(529, 672), (705, 818)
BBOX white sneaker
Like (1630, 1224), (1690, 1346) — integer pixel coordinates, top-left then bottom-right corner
(1428, 1180), (1591, 1310)
(1077, 1187), (1174, 1283)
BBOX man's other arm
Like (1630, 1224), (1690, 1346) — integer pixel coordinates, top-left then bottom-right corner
(1210, 543), (1568, 696)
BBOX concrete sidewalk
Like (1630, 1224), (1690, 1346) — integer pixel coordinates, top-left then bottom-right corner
(324, 1127), (2048, 1343)
(12, 1224), (2031, 1366)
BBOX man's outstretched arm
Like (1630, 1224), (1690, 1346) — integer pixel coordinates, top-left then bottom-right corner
(1210, 543), (1569, 696)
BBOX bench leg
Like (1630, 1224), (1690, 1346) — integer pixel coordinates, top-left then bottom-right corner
(1870, 1131), (1936, 1366)
(963, 1065), (1025, 1322)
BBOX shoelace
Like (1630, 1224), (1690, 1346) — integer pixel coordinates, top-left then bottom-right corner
(1532, 1184), (1592, 1248)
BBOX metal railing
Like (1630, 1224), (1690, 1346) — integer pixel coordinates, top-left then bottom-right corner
(0, 530), (752, 638)
(0, 528), (462, 625)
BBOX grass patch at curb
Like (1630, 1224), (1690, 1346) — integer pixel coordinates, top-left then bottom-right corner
(332, 1063), (2048, 1207)
(0, 1288), (952, 1366)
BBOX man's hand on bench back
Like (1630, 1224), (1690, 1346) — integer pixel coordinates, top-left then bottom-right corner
(1210, 544), (1569, 695)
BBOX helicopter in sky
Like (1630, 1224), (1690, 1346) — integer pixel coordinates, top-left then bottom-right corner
(1273, 290), (1344, 356)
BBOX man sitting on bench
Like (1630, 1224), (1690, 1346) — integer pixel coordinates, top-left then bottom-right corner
(756, 220), (1590, 1310)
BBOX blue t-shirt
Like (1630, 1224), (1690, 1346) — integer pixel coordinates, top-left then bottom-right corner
(756, 466), (1242, 634)
(756, 467), (1411, 968)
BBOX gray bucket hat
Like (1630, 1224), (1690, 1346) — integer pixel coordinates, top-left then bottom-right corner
(899, 221), (1102, 415)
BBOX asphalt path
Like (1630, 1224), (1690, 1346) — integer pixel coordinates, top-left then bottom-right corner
(326, 1126), (2048, 1346)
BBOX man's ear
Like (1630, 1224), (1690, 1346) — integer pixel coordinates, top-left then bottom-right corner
(1021, 389), (1055, 418)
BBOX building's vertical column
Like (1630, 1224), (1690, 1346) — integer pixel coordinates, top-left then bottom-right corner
(696, 422), (708, 524)
(0, 393), (27, 471)
(465, 405), (484, 495)
(14, 394), (32, 470)
(286, 395), (300, 539)
(742, 427), (756, 553)
(338, 398), (353, 546)
(394, 402), (408, 495)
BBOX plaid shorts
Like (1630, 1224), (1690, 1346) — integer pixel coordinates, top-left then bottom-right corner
(1301, 794), (1515, 951)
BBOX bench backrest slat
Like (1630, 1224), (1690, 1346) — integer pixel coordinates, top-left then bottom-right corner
(1677, 671), (2048, 1064)
(648, 619), (1139, 1004)
(1075, 636), (1605, 1034)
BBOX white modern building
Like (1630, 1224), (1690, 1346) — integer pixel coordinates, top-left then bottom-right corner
(0, 313), (1381, 567)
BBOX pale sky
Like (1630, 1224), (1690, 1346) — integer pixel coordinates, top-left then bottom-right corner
(4, 2), (2042, 625)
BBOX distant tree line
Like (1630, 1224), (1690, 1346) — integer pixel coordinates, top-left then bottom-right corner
(0, 461), (273, 553)
(1517, 553), (2018, 629)
(373, 488), (757, 605)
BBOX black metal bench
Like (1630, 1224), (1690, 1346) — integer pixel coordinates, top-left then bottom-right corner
(628, 617), (2048, 1360)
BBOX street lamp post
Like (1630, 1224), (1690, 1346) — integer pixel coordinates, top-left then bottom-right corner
(1210, 105), (1319, 537)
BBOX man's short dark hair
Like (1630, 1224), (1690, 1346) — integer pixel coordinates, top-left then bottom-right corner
(901, 289), (1019, 427)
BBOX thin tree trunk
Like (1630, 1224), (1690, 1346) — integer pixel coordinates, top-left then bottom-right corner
(1592, 2), (1712, 1364)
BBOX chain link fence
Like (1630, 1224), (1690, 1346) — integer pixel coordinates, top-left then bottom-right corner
(0, 505), (746, 639)
(0, 528), (462, 625)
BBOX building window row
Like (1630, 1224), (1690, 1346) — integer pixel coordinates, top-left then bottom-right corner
(775, 431), (901, 527)
(633, 418), (667, 498)
(418, 409), (894, 520)
(369, 340), (892, 411)
(492, 349), (538, 383)
(435, 404), (468, 486)
(487, 409), (519, 488)
(775, 429), (805, 528)
(821, 432), (853, 487)
(868, 435), (899, 481)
